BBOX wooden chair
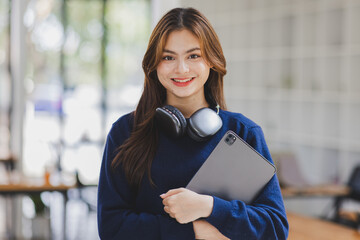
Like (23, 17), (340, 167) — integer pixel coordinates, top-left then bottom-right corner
(332, 165), (360, 229)
(272, 151), (309, 188)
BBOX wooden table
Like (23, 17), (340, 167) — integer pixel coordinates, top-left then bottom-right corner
(281, 184), (350, 198)
(288, 212), (360, 240)
(0, 182), (76, 240)
(0, 183), (74, 193)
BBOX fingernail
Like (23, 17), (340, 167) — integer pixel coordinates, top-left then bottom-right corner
(160, 194), (165, 198)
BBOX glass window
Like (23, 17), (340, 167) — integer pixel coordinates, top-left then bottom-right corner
(0, 0), (10, 161)
(23, 0), (64, 177)
(22, 0), (150, 184)
(106, 0), (150, 127)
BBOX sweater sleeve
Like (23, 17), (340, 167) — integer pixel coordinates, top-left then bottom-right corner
(205, 126), (289, 240)
(97, 120), (195, 240)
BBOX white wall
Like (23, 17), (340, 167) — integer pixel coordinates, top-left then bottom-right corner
(151, 0), (180, 28)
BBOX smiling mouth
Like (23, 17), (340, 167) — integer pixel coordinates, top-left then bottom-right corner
(171, 77), (195, 83)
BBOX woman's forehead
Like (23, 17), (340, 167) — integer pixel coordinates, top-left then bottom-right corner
(162, 29), (201, 54)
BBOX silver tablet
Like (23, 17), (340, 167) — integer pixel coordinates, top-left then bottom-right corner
(187, 130), (276, 204)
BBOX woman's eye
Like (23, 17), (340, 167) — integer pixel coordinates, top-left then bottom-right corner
(163, 56), (174, 61)
(189, 54), (200, 59)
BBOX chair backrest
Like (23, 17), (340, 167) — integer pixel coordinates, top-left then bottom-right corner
(272, 151), (309, 188)
(348, 165), (360, 198)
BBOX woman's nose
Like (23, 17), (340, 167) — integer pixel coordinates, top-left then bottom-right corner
(175, 60), (189, 73)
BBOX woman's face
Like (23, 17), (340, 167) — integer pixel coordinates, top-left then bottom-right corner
(156, 29), (211, 103)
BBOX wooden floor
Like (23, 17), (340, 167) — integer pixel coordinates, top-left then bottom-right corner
(288, 212), (360, 240)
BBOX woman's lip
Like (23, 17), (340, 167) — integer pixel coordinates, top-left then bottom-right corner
(171, 77), (195, 87)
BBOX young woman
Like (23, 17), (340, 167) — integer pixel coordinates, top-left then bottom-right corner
(97, 7), (288, 240)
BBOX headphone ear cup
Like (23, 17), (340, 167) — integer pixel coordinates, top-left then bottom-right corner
(187, 108), (223, 141)
(186, 123), (207, 142)
(155, 105), (187, 138)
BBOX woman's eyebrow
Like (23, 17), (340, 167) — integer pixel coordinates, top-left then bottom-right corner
(185, 47), (201, 53)
(163, 47), (201, 55)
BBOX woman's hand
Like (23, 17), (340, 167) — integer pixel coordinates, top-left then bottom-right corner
(160, 188), (213, 224)
(193, 220), (230, 240)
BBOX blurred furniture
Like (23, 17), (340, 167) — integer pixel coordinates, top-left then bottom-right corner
(74, 171), (97, 210)
(273, 151), (349, 198)
(288, 212), (360, 240)
(0, 182), (76, 239)
(275, 151), (351, 223)
(273, 151), (309, 188)
(282, 184), (350, 198)
(333, 165), (360, 229)
(0, 183), (75, 193)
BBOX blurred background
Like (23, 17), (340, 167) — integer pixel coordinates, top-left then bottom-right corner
(1, 0), (360, 239)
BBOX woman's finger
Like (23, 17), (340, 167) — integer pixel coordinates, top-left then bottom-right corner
(160, 188), (185, 199)
(164, 205), (170, 214)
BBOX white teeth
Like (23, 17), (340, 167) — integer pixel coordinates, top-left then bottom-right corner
(172, 77), (194, 83)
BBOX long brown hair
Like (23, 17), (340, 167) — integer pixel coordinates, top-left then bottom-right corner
(111, 7), (227, 191)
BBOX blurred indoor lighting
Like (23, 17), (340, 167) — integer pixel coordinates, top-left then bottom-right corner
(31, 14), (64, 52)
(79, 41), (100, 63)
(63, 27), (81, 55)
(118, 84), (142, 107)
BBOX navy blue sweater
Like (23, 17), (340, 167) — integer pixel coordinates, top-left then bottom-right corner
(97, 109), (289, 239)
